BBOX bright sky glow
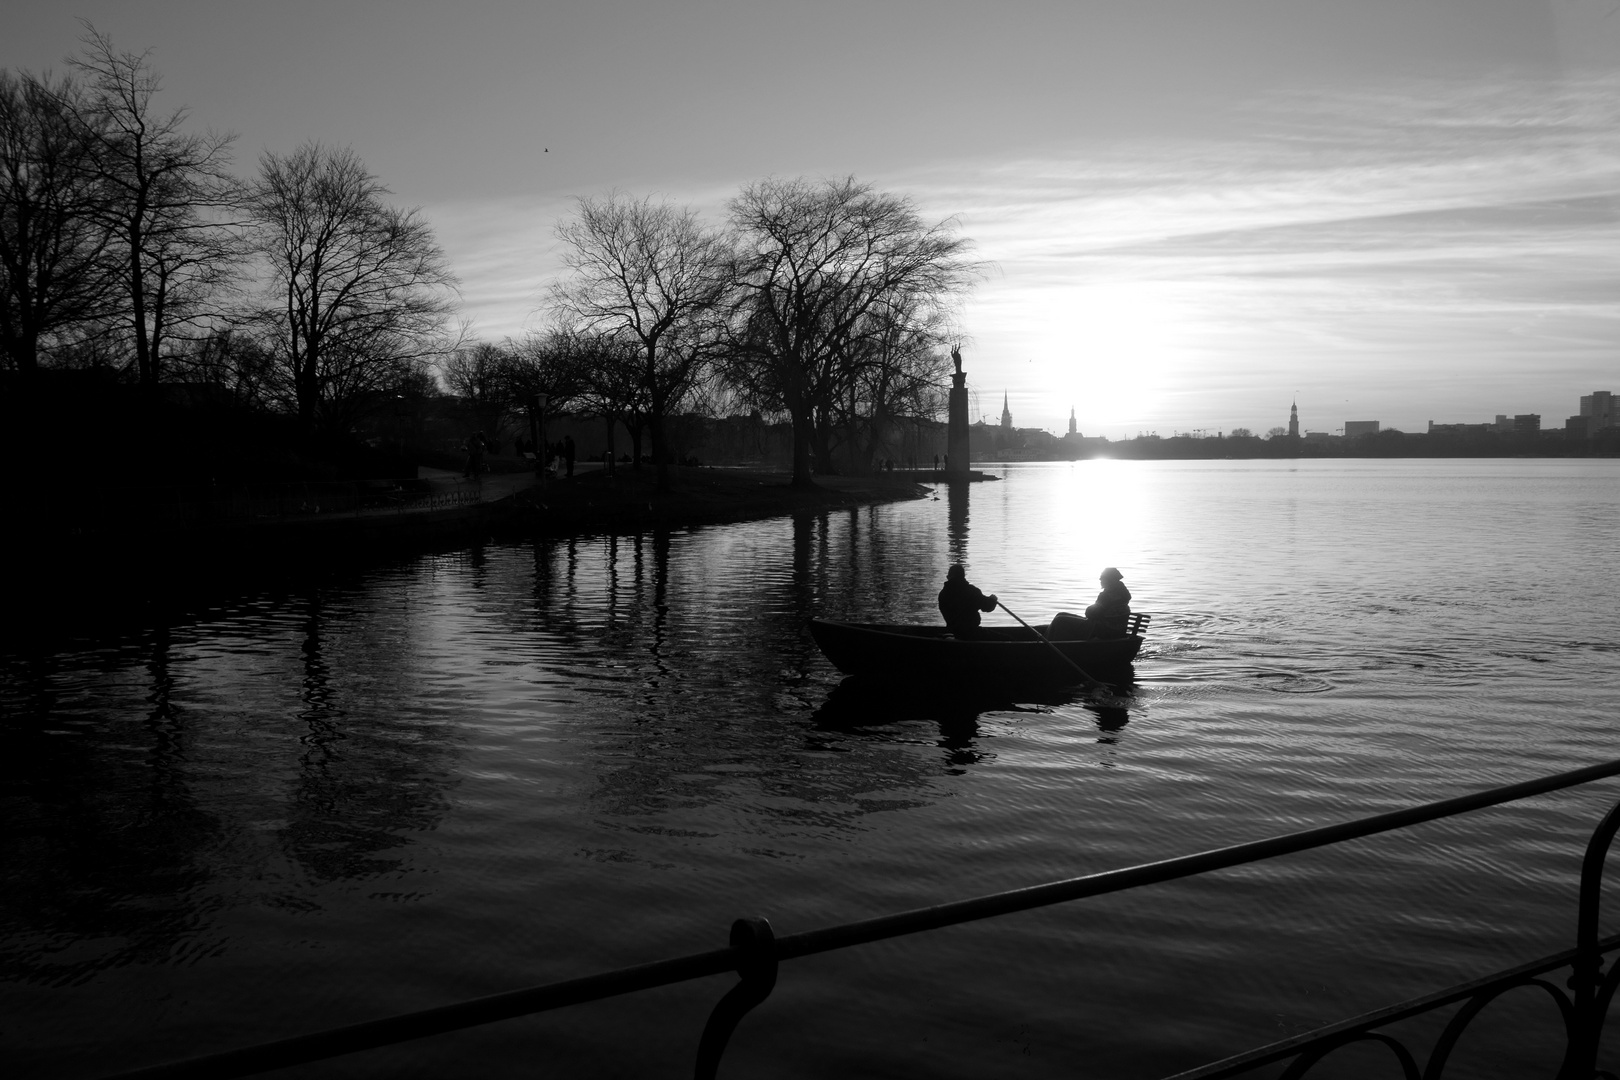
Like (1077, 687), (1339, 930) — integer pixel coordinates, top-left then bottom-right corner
(6, 0), (1617, 438)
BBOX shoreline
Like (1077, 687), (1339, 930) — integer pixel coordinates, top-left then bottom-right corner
(8, 467), (946, 631)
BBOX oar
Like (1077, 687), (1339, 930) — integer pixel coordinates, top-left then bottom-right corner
(996, 601), (1111, 692)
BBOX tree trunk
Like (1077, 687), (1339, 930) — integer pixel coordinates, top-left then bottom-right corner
(648, 407), (674, 492)
(790, 407), (815, 487)
(812, 408), (837, 476)
(6, 333), (40, 374)
(847, 382), (858, 474)
(296, 349), (320, 434)
(129, 217), (153, 387)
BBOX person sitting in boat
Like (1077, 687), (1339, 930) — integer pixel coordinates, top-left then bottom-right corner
(1049, 567), (1133, 641)
(1085, 567), (1132, 635)
(938, 564), (998, 637)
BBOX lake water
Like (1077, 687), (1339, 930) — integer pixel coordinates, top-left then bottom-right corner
(5, 458), (1620, 1078)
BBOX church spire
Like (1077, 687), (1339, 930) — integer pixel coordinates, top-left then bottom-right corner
(1000, 390), (1012, 430)
(1288, 399), (1300, 439)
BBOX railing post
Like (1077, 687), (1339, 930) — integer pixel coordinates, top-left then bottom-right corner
(1564, 796), (1620, 1079)
(693, 918), (777, 1080)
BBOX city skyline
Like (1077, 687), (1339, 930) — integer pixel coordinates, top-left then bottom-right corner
(5, 0), (1618, 439)
(975, 384), (1609, 440)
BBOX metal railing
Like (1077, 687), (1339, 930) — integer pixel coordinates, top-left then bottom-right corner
(102, 758), (1620, 1080)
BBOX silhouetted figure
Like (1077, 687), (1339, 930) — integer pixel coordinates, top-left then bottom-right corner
(463, 431), (486, 478)
(1087, 567), (1132, 631)
(563, 434), (576, 477)
(1048, 568), (1133, 640)
(938, 564), (997, 637)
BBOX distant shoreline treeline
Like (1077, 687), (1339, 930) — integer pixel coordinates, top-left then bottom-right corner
(1077, 429), (1620, 460)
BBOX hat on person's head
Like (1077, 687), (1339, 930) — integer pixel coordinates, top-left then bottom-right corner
(1101, 567), (1123, 581)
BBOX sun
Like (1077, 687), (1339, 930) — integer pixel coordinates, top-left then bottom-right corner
(1025, 282), (1187, 432)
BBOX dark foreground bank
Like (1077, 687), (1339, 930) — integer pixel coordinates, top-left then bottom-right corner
(501, 465), (934, 535)
(7, 466), (933, 632)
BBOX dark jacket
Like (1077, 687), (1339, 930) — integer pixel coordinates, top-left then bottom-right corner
(1084, 580), (1132, 633)
(939, 576), (997, 635)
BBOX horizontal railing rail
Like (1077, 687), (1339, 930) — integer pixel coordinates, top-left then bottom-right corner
(101, 758), (1620, 1080)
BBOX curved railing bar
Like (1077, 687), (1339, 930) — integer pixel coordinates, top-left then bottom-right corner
(1568, 796), (1620, 1077)
(1590, 958), (1620, 1071)
(692, 919), (777, 1080)
(101, 759), (1620, 1080)
(1424, 977), (1573, 1080)
(1578, 793), (1620, 957)
(1278, 1031), (1421, 1080)
(1141, 942), (1620, 1078)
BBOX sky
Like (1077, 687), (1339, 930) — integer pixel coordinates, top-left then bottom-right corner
(6, 0), (1618, 438)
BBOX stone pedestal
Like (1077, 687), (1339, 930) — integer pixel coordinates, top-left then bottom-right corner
(947, 370), (969, 478)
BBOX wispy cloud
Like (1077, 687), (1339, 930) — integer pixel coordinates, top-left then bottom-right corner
(429, 69), (1619, 435)
(888, 70), (1620, 433)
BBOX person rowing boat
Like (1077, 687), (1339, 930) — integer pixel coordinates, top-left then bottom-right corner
(938, 564), (998, 638)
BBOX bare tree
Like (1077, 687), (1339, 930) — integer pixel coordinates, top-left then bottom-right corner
(441, 340), (512, 435)
(848, 299), (954, 470)
(246, 143), (456, 435)
(727, 176), (978, 486)
(504, 327), (592, 414)
(0, 70), (114, 374)
(553, 192), (733, 490)
(69, 25), (240, 388)
(167, 326), (276, 409)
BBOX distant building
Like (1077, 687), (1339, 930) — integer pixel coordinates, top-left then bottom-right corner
(1493, 414), (1515, 433)
(1344, 420), (1380, 438)
(1000, 392), (1012, 431)
(1304, 431), (1338, 442)
(1288, 401), (1300, 439)
(1060, 409), (1104, 455)
(1429, 421), (1490, 436)
(1514, 414), (1540, 435)
(1581, 390), (1615, 430)
(1564, 391), (1613, 441)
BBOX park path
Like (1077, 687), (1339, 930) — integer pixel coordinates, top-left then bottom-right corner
(416, 465), (539, 504)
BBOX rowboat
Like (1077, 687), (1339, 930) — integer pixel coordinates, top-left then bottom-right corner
(809, 613), (1148, 685)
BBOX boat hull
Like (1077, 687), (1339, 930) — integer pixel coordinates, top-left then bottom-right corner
(809, 619), (1142, 685)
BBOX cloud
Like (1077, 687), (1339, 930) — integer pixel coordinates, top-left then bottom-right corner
(883, 70), (1620, 434)
(425, 68), (1619, 435)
